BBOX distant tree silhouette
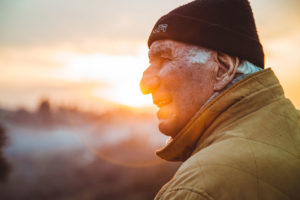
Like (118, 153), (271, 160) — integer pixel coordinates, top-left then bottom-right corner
(37, 98), (53, 126)
(38, 98), (51, 115)
(0, 124), (10, 181)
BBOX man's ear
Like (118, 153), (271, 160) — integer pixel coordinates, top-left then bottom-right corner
(213, 52), (240, 91)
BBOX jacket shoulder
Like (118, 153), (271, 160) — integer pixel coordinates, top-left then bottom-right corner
(157, 135), (296, 200)
(155, 187), (214, 200)
(156, 139), (258, 200)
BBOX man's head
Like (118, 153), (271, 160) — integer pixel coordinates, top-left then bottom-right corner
(140, 0), (264, 137)
(148, 0), (264, 68)
(140, 40), (240, 137)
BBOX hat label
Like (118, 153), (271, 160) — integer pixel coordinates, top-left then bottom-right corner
(153, 24), (168, 33)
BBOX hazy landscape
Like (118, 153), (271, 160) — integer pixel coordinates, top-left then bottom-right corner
(0, 99), (180, 200)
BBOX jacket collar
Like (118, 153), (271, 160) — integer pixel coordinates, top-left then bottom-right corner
(156, 68), (284, 161)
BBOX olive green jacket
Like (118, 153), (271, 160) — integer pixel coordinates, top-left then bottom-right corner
(155, 69), (300, 200)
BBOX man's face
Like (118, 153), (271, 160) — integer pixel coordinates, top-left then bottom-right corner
(140, 40), (217, 137)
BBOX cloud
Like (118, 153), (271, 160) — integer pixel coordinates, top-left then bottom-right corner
(0, 0), (190, 47)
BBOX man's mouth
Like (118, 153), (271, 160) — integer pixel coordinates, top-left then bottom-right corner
(153, 99), (171, 108)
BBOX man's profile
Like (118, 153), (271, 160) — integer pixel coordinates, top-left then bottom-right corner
(140, 0), (300, 199)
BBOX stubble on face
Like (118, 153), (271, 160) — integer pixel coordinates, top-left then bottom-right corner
(147, 40), (217, 137)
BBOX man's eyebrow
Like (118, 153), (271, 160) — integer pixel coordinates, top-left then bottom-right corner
(149, 46), (172, 59)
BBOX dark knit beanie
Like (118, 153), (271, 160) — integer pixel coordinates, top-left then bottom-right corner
(148, 0), (264, 68)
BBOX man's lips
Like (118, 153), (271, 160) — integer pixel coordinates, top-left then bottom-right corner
(153, 98), (171, 108)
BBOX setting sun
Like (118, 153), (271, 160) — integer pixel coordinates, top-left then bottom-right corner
(53, 47), (153, 108)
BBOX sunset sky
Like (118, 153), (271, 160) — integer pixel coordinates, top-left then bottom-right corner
(1, 0), (300, 111)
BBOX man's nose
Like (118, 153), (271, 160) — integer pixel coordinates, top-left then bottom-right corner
(140, 71), (160, 95)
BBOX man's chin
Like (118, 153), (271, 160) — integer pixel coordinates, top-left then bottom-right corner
(158, 118), (182, 138)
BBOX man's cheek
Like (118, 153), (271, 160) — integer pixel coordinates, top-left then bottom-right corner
(160, 68), (186, 87)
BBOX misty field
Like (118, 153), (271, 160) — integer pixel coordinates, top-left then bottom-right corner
(0, 101), (179, 200)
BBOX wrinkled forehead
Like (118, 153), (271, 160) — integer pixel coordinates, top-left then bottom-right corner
(149, 40), (189, 57)
(148, 40), (210, 60)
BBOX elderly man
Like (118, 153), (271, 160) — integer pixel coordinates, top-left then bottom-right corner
(140, 0), (300, 199)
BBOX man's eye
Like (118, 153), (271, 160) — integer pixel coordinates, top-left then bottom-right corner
(161, 57), (172, 63)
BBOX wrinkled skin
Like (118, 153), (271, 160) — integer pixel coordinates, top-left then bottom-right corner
(140, 40), (220, 137)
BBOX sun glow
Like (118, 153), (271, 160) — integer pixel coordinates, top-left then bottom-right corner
(54, 47), (153, 108)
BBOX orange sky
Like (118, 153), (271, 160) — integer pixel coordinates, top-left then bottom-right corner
(0, 0), (299, 111)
